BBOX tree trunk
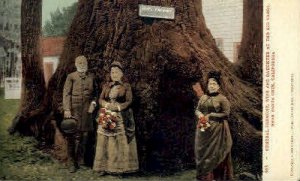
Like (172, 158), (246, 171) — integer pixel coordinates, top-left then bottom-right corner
(9, 0), (46, 136)
(235, 0), (263, 86)
(16, 0), (262, 173)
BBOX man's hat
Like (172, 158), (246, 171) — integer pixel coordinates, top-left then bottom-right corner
(110, 61), (123, 71)
(61, 118), (77, 134)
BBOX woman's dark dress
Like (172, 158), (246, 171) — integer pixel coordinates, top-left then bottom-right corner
(195, 93), (233, 180)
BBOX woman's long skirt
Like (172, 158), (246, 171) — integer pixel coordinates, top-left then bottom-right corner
(93, 114), (139, 173)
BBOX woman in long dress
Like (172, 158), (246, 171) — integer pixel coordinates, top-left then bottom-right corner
(194, 71), (233, 181)
(93, 61), (139, 175)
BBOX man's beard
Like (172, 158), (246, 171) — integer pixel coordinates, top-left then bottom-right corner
(76, 66), (87, 73)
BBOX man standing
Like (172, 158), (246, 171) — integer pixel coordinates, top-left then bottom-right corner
(62, 55), (98, 173)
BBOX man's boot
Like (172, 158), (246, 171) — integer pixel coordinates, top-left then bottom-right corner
(67, 137), (78, 173)
(69, 160), (78, 173)
(73, 138), (81, 170)
(80, 132), (89, 165)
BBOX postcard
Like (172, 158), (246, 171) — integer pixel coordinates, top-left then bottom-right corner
(0, 0), (299, 180)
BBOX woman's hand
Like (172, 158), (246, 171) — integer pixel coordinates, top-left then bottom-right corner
(197, 114), (211, 130)
(197, 116), (207, 128)
(195, 110), (204, 119)
(204, 114), (210, 121)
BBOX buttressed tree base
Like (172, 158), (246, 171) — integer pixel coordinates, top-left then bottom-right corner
(15, 0), (262, 173)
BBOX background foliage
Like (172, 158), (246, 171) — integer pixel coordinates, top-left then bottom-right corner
(42, 2), (78, 37)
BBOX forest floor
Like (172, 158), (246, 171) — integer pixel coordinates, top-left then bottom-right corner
(0, 89), (257, 181)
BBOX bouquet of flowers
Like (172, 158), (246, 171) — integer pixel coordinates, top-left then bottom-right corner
(98, 108), (117, 130)
(197, 116), (211, 132)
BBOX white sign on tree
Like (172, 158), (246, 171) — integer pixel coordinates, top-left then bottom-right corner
(138, 4), (175, 20)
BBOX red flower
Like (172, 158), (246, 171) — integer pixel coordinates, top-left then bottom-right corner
(200, 117), (207, 124)
(98, 108), (117, 130)
(197, 116), (211, 132)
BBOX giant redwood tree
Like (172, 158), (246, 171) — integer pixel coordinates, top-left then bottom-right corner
(9, 0), (46, 136)
(235, 0), (263, 86)
(14, 0), (262, 173)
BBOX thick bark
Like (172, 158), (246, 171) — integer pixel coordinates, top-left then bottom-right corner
(9, 0), (46, 136)
(235, 0), (263, 86)
(16, 0), (262, 173)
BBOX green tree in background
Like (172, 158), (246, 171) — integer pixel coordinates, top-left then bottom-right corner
(43, 2), (78, 37)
